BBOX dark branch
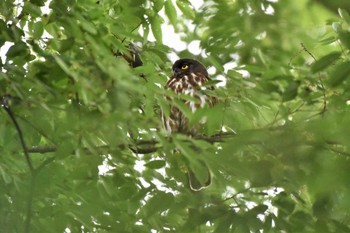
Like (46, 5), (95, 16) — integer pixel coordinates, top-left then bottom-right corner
(1, 95), (34, 173)
(27, 132), (238, 155)
(28, 145), (57, 153)
(300, 43), (317, 62)
(196, 132), (237, 143)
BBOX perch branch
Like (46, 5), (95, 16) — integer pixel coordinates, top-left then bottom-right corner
(27, 132), (238, 155)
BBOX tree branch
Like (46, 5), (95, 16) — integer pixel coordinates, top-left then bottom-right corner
(1, 95), (38, 233)
(27, 132), (238, 155)
(1, 96), (34, 174)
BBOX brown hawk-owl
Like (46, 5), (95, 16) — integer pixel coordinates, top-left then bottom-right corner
(162, 58), (217, 191)
(162, 58), (217, 135)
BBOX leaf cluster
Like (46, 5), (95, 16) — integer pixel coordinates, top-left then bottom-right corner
(1, 0), (350, 233)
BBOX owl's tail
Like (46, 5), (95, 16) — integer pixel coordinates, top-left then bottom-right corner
(187, 164), (211, 191)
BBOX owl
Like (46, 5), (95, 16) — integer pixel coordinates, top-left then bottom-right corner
(162, 58), (217, 191)
(162, 58), (217, 135)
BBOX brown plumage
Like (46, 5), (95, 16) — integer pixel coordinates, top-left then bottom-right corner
(162, 58), (217, 191)
(162, 58), (217, 135)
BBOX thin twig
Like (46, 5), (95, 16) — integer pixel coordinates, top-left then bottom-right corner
(1, 96), (34, 174)
(223, 187), (251, 202)
(16, 115), (56, 144)
(289, 43), (327, 115)
(288, 45), (305, 66)
(301, 43), (327, 114)
(300, 43), (317, 61)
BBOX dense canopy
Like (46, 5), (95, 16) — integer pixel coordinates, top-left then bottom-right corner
(1, 0), (350, 232)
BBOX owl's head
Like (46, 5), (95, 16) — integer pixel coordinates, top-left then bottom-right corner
(172, 58), (208, 77)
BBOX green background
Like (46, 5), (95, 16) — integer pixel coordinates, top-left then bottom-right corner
(1, 0), (350, 232)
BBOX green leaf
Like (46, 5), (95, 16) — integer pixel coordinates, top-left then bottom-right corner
(33, 21), (44, 39)
(6, 41), (29, 59)
(176, 1), (195, 19)
(52, 54), (78, 80)
(311, 52), (341, 73)
(214, 213), (235, 233)
(165, 0), (177, 28)
(227, 69), (243, 79)
(150, 15), (163, 43)
(23, 2), (42, 17)
(80, 19), (97, 35)
(142, 22), (150, 44)
(282, 81), (299, 102)
(141, 192), (174, 217)
(153, 0), (164, 12)
(339, 8), (350, 25)
(319, 36), (337, 45)
(59, 37), (75, 52)
(329, 60), (350, 87)
(247, 204), (268, 216)
(30, 0), (45, 7)
(339, 31), (350, 50)
(273, 192), (296, 214)
(145, 160), (166, 169)
(240, 64), (265, 73)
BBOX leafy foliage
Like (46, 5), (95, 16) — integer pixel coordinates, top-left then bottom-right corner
(1, 0), (350, 232)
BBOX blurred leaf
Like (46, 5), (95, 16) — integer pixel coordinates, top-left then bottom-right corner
(319, 36), (337, 45)
(240, 64), (265, 73)
(165, 0), (177, 28)
(176, 1), (195, 19)
(145, 160), (166, 169)
(328, 60), (350, 87)
(150, 15), (163, 43)
(33, 21), (44, 39)
(23, 2), (42, 17)
(141, 192), (174, 217)
(153, 0), (164, 12)
(52, 54), (77, 80)
(6, 41), (29, 59)
(273, 192), (296, 214)
(247, 204), (268, 216)
(214, 213), (235, 233)
(30, 0), (45, 7)
(282, 81), (299, 102)
(311, 52), (341, 73)
(339, 31), (350, 50)
(289, 211), (312, 231)
(339, 8), (350, 25)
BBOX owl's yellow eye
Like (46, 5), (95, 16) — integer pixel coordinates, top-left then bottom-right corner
(181, 64), (189, 70)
